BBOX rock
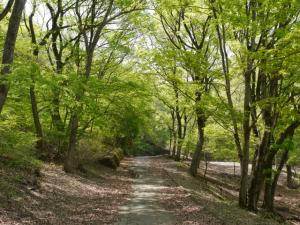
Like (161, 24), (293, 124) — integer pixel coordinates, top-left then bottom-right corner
(97, 155), (119, 169)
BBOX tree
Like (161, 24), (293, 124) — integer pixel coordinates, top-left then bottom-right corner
(64, 0), (144, 171)
(0, 0), (26, 113)
(209, 0), (300, 210)
(155, 0), (215, 175)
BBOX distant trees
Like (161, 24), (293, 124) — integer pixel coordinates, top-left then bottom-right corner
(0, 0), (155, 170)
(64, 0), (144, 171)
(153, 1), (216, 176)
(149, 0), (300, 213)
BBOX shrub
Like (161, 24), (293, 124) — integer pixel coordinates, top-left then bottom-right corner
(0, 127), (41, 171)
(74, 137), (125, 169)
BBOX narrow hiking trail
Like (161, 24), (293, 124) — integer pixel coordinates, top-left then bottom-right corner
(115, 156), (286, 225)
(115, 156), (222, 225)
(116, 157), (177, 225)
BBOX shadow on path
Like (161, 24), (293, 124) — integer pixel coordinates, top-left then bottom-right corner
(115, 157), (176, 225)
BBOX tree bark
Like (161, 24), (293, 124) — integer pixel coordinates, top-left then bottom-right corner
(30, 85), (44, 149)
(25, 2), (46, 151)
(46, 0), (65, 132)
(263, 125), (298, 211)
(248, 121), (299, 211)
(263, 149), (288, 211)
(0, 0), (26, 113)
(51, 89), (64, 131)
(168, 129), (172, 156)
(261, 158), (274, 211)
(175, 138), (183, 161)
(168, 110), (176, 157)
(239, 61), (252, 208)
(172, 132), (177, 158)
(247, 131), (271, 211)
(190, 113), (205, 176)
(64, 111), (78, 172)
(174, 85), (182, 161)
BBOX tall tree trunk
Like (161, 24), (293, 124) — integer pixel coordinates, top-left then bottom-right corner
(261, 158), (274, 211)
(263, 128), (297, 211)
(26, 3), (45, 151)
(30, 84), (44, 149)
(51, 87), (64, 151)
(168, 129), (173, 156)
(247, 64), (273, 211)
(239, 60), (253, 208)
(0, 0), (26, 113)
(171, 110), (177, 158)
(247, 131), (271, 211)
(50, 67), (65, 155)
(46, 0), (64, 133)
(174, 84), (182, 161)
(190, 114), (205, 176)
(263, 149), (288, 211)
(172, 132), (177, 158)
(249, 121), (299, 211)
(212, 5), (244, 203)
(64, 53), (92, 170)
(170, 110), (175, 155)
(64, 111), (78, 172)
(51, 88), (64, 131)
(239, 157), (249, 207)
(250, 145), (259, 177)
(175, 139), (182, 161)
(176, 112), (189, 161)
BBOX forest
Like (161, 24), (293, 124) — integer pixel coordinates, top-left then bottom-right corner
(0, 0), (299, 224)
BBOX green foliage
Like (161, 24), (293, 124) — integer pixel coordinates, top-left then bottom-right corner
(0, 0), (299, 190)
(204, 123), (237, 161)
(75, 137), (124, 166)
(288, 130), (300, 166)
(0, 124), (41, 170)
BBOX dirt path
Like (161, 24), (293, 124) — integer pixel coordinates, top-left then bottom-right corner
(1, 156), (290, 225)
(116, 157), (176, 225)
(115, 156), (226, 225)
(148, 156), (285, 225)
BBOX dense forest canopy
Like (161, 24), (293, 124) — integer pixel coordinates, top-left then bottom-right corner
(0, 0), (300, 218)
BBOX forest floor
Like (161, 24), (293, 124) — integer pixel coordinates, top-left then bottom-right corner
(0, 161), (133, 224)
(0, 156), (297, 225)
(193, 161), (300, 225)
